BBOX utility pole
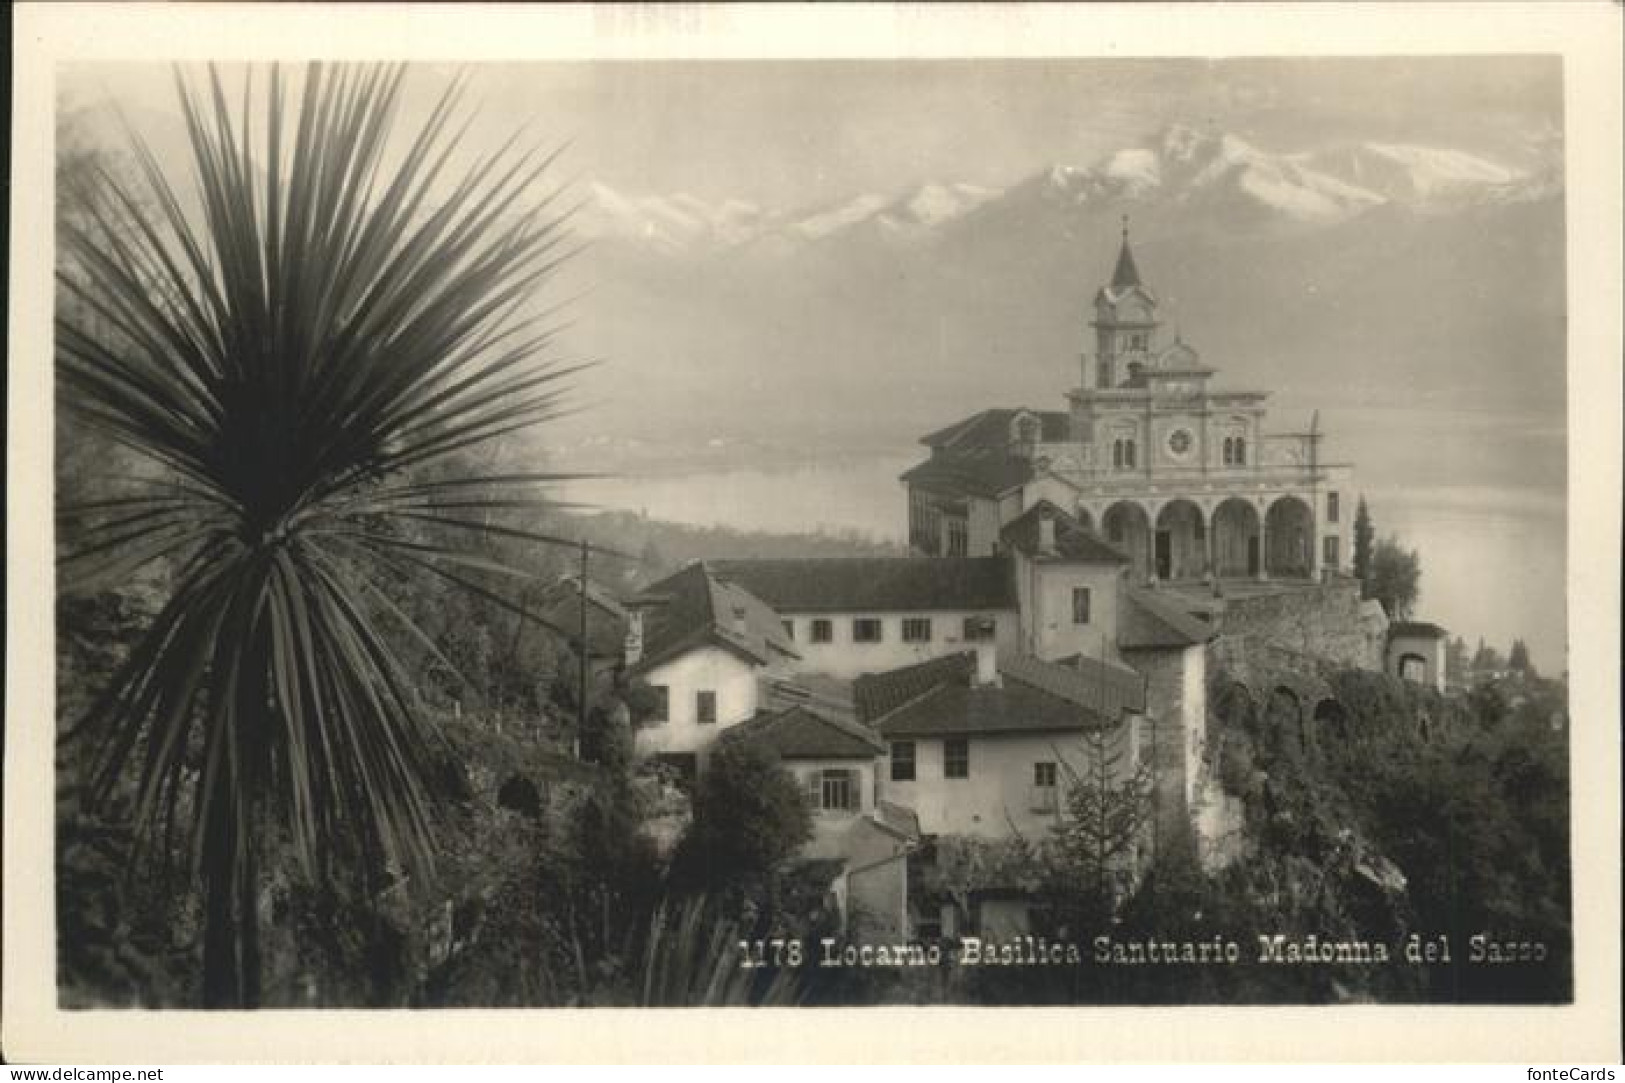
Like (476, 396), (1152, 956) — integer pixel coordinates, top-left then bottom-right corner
(576, 537), (589, 761)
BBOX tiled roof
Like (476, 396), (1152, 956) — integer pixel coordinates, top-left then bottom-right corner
(918, 408), (1070, 451)
(1389, 621), (1449, 639)
(628, 562), (797, 675)
(875, 800), (921, 841)
(709, 557), (1016, 614)
(1001, 653), (1146, 716)
(1117, 587), (1218, 650)
(534, 576), (629, 659)
(862, 652), (1141, 738)
(854, 653), (975, 723)
(900, 451), (1036, 499)
(722, 705), (884, 760)
(761, 673), (858, 721)
(999, 500), (1130, 564)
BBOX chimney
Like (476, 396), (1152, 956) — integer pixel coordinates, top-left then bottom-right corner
(623, 608), (644, 667)
(1038, 514), (1056, 554)
(973, 640), (999, 687)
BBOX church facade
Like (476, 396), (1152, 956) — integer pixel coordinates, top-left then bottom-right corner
(904, 228), (1352, 585)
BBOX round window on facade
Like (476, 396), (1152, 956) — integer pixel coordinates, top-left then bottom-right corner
(1167, 428), (1193, 459)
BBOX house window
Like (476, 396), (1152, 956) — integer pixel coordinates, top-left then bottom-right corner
(944, 738), (969, 779)
(1071, 587), (1092, 625)
(811, 619), (833, 643)
(1123, 439), (1137, 468)
(649, 685), (669, 723)
(1113, 438), (1137, 469)
(782, 619), (794, 640)
(1032, 761), (1058, 812)
(853, 618), (883, 643)
(890, 741), (916, 782)
(810, 768), (858, 812)
(1234, 437), (1246, 465)
(1327, 491), (1340, 523)
(902, 618), (932, 643)
(946, 518), (968, 557)
(1323, 536), (1340, 567)
(962, 616), (995, 641)
(696, 690), (717, 723)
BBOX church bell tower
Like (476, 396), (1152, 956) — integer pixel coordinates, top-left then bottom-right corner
(1083, 219), (1161, 390)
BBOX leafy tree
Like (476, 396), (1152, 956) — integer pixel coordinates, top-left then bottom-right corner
(1352, 496), (1375, 588)
(1049, 728), (1154, 918)
(670, 741), (811, 893)
(1507, 638), (1535, 678)
(1471, 638), (1504, 674)
(1444, 635), (1469, 689)
(1367, 536), (1421, 620)
(56, 63), (582, 1006)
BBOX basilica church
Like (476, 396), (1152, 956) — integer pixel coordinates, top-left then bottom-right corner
(904, 226), (1352, 587)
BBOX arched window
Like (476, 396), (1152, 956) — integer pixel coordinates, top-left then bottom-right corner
(1112, 439), (1123, 468)
(1235, 437), (1247, 465)
(1124, 439), (1137, 468)
(1222, 437), (1234, 465)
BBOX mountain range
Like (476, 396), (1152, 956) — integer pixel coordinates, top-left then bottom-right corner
(571, 125), (1557, 255)
(554, 123), (1565, 499)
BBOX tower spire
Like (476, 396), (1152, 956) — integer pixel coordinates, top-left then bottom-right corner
(1111, 215), (1143, 292)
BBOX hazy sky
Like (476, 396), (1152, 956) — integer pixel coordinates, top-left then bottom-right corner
(64, 56), (1562, 208)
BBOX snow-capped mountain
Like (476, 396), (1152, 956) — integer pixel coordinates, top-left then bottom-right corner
(1299, 141), (1528, 208)
(576, 183), (774, 252)
(575, 124), (1545, 257)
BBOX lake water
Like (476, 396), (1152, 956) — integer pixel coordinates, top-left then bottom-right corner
(561, 449), (1568, 676)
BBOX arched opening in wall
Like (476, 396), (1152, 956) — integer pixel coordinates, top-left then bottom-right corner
(1154, 499), (1206, 582)
(1397, 653), (1428, 685)
(1103, 501), (1152, 582)
(1210, 680), (1254, 748)
(1211, 497), (1260, 578)
(1264, 495), (1314, 580)
(1313, 698), (1349, 742)
(1075, 506), (1095, 534)
(497, 775), (543, 820)
(1266, 685), (1304, 756)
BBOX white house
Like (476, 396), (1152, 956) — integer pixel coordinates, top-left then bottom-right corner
(855, 646), (1149, 841)
(625, 562), (799, 777)
(1386, 621), (1449, 693)
(709, 556), (1022, 680)
(720, 705), (918, 938)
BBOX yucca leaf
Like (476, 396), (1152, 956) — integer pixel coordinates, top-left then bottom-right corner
(58, 61), (583, 1006)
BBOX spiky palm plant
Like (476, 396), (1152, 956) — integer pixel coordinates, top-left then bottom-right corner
(56, 63), (584, 1007)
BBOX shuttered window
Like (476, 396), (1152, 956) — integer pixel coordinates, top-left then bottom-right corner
(807, 768), (859, 812)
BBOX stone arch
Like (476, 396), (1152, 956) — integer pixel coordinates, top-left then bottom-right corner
(1102, 500), (1153, 582)
(1210, 679), (1255, 748)
(1267, 685), (1305, 753)
(1074, 505), (1095, 534)
(1153, 498), (1207, 581)
(1211, 497), (1261, 578)
(1264, 495), (1314, 579)
(497, 775), (543, 819)
(1312, 697), (1349, 741)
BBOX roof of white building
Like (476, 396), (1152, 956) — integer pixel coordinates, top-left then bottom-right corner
(627, 562), (798, 675)
(709, 556), (1016, 613)
(722, 704), (885, 760)
(856, 651), (1145, 738)
(998, 499), (1131, 564)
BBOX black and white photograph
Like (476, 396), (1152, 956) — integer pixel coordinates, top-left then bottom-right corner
(7, 0), (1621, 1065)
